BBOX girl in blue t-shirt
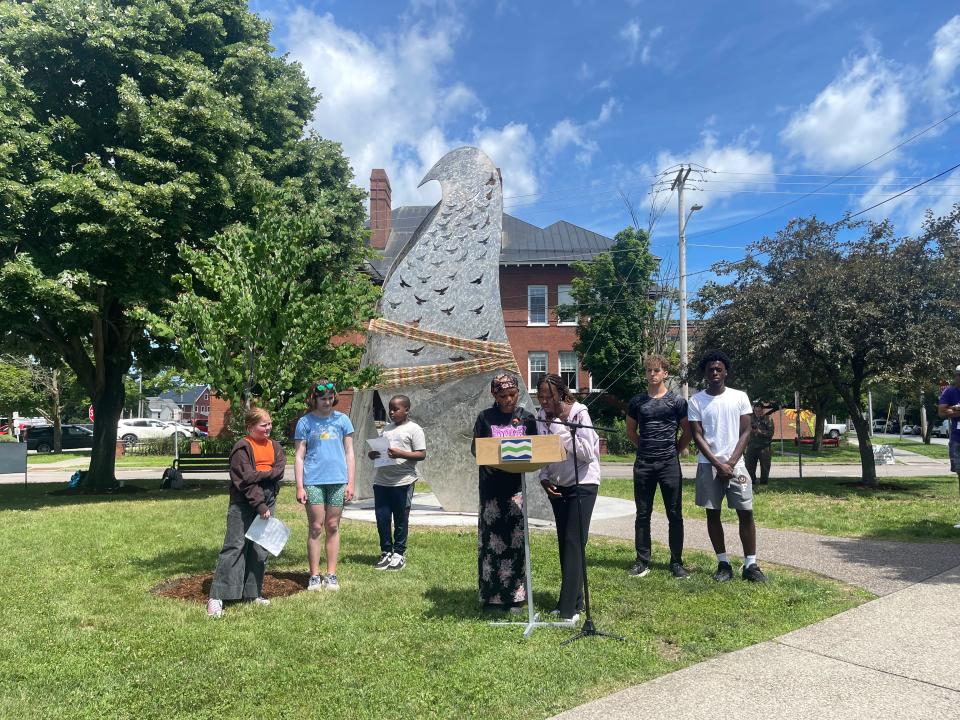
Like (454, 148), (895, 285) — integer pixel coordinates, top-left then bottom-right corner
(294, 380), (355, 591)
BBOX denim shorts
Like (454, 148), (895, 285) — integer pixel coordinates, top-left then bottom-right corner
(305, 483), (347, 507)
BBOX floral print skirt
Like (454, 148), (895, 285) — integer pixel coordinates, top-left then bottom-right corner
(477, 471), (527, 607)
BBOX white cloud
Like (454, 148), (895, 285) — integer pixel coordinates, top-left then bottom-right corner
(280, 9), (537, 206)
(619, 19), (662, 66)
(545, 98), (619, 166)
(927, 15), (960, 109)
(856, 168), (960, 233)
(655, 130), (776, 208)
(781, 50), (907, 171)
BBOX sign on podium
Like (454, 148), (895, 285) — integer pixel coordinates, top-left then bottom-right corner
(474, 434), (565, 473)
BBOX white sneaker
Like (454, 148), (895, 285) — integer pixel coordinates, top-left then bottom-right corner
(386, 553), (406, 571)
(207, 598), (224, 617)
(248, 596), (270, 605)
(323, 573), (340, 591)
(561, 612), (580, 623)
(307, 574), (324, 591)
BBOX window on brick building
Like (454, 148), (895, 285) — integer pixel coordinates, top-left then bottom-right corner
(528, 351), (548, 390)
(527, 285), (547, 325)
(557, 284), (577, 325)
(559, 351), (579, 391)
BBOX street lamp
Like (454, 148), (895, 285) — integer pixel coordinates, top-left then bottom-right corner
(679, 202), (703, 399)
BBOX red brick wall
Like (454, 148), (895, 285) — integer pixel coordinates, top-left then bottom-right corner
(207, 395), (232, 437)
(499, 266), (590, 393)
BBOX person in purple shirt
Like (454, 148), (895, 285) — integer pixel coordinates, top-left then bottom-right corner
(937, 364), (960, 530)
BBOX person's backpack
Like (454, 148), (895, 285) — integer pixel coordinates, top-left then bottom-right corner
(160, 467), (184, 490)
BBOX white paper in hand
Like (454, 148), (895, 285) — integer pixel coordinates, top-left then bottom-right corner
(245, 516), (290, 557)
(366, 436), (392, 468)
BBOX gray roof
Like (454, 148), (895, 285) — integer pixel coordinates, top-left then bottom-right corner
(366, 206), (613, 279)
(158, 385), (208, 406)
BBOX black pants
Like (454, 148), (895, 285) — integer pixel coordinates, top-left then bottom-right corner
(549, 483), (598, 618)
(633, 456), (684, 566)
(745, 445), (772, 484)
(373, 483), (416, 555)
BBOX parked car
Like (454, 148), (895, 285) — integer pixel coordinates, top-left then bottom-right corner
(822, 421), (847, 439)
(24, 424), (94, 453)
(931, 419), (951, 438)
(117, 418), (193, 445)
(159, 421), (205, 437)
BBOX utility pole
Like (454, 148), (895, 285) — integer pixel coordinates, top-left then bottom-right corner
(672, 166), (693, 398)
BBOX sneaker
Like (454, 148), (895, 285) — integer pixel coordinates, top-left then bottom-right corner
(713, 561), (734, 582)
(373, 552), (392, 570)
(561, 612), (580, 623)
(669, 562), (690, 579)
(307, 574), (324, 591)
(507, 604), (525, 615)
(249, 596), (270, 605)
(206, 598), (224, 618)
(627, 560), (650, 578)
(323, 573), (340, 591)
(386, 553), (406, 571)
(742, 563), (768, 583)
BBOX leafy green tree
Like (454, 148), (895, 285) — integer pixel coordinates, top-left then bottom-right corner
(694, 210), (960, 486)
(0, 0), (363, 488)
(0, 361), (39, 435)
(171, 197), (379, 432)
(562, 227), (660, 404)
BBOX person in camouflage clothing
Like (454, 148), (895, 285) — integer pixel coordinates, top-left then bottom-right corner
(745, 403), (776, 485)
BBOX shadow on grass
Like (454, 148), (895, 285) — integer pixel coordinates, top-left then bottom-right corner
(421, 586), (560, 620)
(0, 480), (231, 512)
(132, 545), (217, 577)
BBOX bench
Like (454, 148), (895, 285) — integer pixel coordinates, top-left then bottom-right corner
(793, 436), (840, 448)
(161, 454), (231, 489)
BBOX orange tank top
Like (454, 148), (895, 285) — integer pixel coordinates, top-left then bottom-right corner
(245, 436), (274, 471)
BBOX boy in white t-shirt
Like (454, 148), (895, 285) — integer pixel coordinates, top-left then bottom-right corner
(367, 395), (427, 571)
(688, 350), (767, 583)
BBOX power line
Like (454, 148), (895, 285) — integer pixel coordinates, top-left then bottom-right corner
(841, 160), (960, 222)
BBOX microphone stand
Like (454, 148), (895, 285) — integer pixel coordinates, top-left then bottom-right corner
(542, 414), (624, 645)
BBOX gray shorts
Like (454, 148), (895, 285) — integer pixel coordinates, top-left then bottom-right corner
(695, 463), (753, 511)
(950, 440), (960, 474)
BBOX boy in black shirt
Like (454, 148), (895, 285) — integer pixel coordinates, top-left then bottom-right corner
(626, 355), (692, 578)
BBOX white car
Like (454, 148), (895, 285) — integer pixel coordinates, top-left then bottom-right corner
(117, 418), (192, 444)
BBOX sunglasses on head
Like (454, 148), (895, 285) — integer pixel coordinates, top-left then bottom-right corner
(313, 382), (335, 394)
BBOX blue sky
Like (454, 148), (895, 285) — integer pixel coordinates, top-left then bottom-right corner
(252, 0), (960, 293)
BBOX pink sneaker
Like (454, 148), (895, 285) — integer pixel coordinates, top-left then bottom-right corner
(207, 598), (224, 617)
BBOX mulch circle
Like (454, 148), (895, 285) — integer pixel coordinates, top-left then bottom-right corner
(151, 571), (310, 604)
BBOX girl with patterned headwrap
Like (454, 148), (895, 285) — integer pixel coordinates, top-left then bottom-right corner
(471, 372), (538, 611)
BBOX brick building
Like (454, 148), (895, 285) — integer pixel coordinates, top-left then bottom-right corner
(366, 169), (613, 396)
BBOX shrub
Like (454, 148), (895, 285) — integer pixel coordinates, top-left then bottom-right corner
(602, 417), (634, 456)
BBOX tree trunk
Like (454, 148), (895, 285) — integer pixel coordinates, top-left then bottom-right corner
(83, 362), (127, 491)
(52, 368), (62, 453)
(848, 410), (877, 487)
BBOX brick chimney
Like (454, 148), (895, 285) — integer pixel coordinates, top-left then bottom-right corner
(369, 169), (392, 250)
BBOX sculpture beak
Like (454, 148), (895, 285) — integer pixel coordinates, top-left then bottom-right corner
(418, 160), (441, 188)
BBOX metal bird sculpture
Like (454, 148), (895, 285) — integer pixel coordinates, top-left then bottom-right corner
(351, 147), (536, 515)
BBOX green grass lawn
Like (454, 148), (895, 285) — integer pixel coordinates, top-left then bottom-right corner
(882, 438), (949, 460)
(601, 475), (960, 543)
(0, 482), (868, 720)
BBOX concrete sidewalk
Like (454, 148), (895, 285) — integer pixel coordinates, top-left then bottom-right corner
(555, 467), (960, 720)
(552, 565), (960, 720)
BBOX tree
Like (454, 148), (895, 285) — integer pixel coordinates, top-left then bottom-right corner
(171, 196), (379, 430)
(0, 0), (363, 489)
(3, 354), (87, 450)
(0, 361), (39, 435)
(563, 227), (660, 404)
(694, 210), (960, 486)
